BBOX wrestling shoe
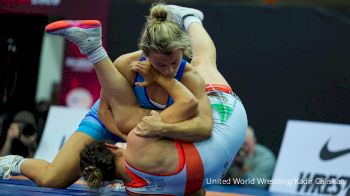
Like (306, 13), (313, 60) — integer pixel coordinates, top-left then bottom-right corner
(0, 155), (24, 179)
(166, 5), (204, 28)
(45, 20), (102, 55)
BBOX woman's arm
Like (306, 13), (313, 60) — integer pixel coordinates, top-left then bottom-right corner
(98, 52), (198, 133)
(157, 75), (199, 122)
(136, 69), (213, 142)
(162, 70), (213, 141)
(0, 123), (20, 156)
(99, 55), (211, 141)
(130, 61), (199, 123)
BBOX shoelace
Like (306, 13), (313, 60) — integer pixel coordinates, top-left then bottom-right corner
(2, 160), (14, 179)
(3, 169), (11, 179)
(2, 156), (20, 179)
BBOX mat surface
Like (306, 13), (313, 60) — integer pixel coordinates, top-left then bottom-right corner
(0, 176), (296, 195)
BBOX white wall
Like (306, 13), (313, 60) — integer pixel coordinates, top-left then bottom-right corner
(35, 33), (64, 103)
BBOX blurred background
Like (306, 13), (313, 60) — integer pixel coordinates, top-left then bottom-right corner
(0, 0), (349, 182)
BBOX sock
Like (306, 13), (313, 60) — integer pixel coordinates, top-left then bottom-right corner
(87, 47), (108, 64)
(184, 16), (203, 31)
(13, 157), (25, 175)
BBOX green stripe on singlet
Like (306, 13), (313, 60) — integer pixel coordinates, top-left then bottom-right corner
(211, 103), (233, 124)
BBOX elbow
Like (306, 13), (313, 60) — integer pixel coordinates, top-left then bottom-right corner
(193, 127), (211, 142)
(202, 123), (212, 139)
(182, 97), (199, 117)
(189, 97), (199, 113)
(199, 118), (213, 140)
(193, 123), (212, 142)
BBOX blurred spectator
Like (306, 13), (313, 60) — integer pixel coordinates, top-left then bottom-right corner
(224, 126), (276, 189)
(0, 110), (38, 158)
(0, 112), (6, 136)
(36, 101), (51, 136)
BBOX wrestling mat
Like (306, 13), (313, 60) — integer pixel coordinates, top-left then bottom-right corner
(0, 176), (295, 195)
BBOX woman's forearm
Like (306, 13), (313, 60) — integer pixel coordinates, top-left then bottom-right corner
(160, 115), (212, 142)
(156, 74), (199, 123)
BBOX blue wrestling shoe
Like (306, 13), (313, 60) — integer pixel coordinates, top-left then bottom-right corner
(45, 20), (102, 55)
(0, 155), (24, 179)
(166, 5), (204, 28)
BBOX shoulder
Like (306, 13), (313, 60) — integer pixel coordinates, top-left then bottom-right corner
(113, 50), (142, 84)
(113, 50), (142, 66)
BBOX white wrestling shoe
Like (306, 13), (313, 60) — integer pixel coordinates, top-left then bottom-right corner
(45, 20), (102, 55)
(0, 155), (24, 179)
(166, 5), (204, 27)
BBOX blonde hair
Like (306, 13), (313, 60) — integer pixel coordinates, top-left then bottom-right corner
(139, 2), (192, 58)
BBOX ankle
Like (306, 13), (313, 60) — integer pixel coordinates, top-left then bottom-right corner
(87, 47), (108, 64)
(13, 157), (25, 175)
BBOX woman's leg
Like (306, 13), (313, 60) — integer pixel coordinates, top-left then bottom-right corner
(167, 6), (229, 85)
(45, 21), (135, 108)
(0, 132), (95, 188)
(45, 21), (148, 131)
(21, 132), (95, 187)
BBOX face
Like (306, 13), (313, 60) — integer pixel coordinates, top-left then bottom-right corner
(243, 128), (256, 155)
(148, 50), (183, 77)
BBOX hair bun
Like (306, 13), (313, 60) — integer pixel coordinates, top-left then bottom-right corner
(82, 166), (103, 188)
(150, 3), (168, 22)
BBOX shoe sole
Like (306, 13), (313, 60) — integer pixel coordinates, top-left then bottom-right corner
(45, 20), (101, 33)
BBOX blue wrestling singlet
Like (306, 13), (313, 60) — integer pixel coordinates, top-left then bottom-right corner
(133, 58), (187, 109)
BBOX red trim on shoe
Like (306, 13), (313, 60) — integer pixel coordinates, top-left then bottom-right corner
(205, 84), (232, 94)
(45, 20), (101, 33)
(124, 141), (185, 176)
(181, 142), (204, 195)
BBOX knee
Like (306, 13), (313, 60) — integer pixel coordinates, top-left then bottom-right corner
(36, 174), (60, 188)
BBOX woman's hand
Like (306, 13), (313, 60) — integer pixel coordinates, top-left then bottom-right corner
(129, 61), (157, 87)
(134, 110), (165, 137)
(6, 123), (20, 141)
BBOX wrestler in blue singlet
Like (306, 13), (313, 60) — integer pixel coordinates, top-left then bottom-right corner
(76, 57), (187, 142)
